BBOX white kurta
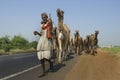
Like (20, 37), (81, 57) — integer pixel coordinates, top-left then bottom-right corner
(37, 29), (53, 60)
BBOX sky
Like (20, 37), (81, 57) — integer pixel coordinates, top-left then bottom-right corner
(0, 0), (120, 46)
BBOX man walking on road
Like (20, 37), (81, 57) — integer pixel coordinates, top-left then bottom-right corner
(33, 12), (54, 77)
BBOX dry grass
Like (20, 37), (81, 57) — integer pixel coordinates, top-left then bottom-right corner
(101, 47), (120, 60)
(0, 48), (36, 55)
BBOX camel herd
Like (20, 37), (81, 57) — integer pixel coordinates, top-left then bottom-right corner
(73, 30), (99, 55)
(50, 8), (100, 64)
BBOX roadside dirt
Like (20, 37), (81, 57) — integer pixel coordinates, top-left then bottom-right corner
(64, 49), (120, 80)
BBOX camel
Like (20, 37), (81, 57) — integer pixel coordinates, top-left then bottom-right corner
(74, 30), (83, 55)
(89, 30), (99, 55)
(69, 38), (74, 54)
(94, 30), (99, 47)
(50, 25), (59, 64)
(93, 30), (99, 54)
(52, 27), (58, 51)
(56, 8), (71, 63)
(83, 35), (90, 53)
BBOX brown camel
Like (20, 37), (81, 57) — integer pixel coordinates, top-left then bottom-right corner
(69, 38), (74, 54)
(93, 30), (99, 53)
(51, 26), (60, 64)
(94, 30), (99, 47)
(74, 30), (83, 55)
(89, 30), (99, 55)
(56, 8), (71, 63)
(83, 35), (90, 53)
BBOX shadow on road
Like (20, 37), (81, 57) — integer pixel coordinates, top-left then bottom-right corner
(52, 54), (75, 72)
(66, 55), (74, 61)
(53, 63), (66, 72)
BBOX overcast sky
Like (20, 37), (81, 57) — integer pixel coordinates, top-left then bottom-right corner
(0, 0), (120, 46)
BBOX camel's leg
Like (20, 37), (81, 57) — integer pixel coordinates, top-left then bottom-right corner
(56, 48), (59, 64)
(94, 45), (97, 54)
(62, 50), (65, 61)
(91, 46), (95, 55)
(77, 46), (79, 55)
(58, 49), (62, 63)
(67, 45), (70, 58)
(80, 44), (82, 55)
(58, 39), (62, 63)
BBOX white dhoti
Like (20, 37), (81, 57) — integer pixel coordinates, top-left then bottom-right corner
(37, 29), (53, 60)
(37, 51), (51, 60)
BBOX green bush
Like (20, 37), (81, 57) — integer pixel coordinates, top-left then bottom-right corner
(11, 35), (29, 49)
(28, 41), (37, 49)
(0, 36), (11, 52)
(0, 35), (37, 54)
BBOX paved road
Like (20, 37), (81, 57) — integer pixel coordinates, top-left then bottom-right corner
(0, 53), (78, 80)
(0, 52), (40, 79)
(8, 54), (77, 80)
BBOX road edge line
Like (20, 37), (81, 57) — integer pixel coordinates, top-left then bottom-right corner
(0, 64), (41, 80)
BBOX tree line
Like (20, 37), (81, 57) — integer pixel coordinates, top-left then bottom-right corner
(0, 35), (37, 52)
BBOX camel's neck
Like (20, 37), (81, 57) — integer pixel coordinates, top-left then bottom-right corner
(58, 18), (63, 25)
(76, 34), (80, 40)
(58, 17), (63, 22)
(87, 37), (89, 41)
(95, 33), (98, 39)
(58, 17), (64, 31)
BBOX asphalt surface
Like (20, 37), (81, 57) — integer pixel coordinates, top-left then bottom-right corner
(0, 52), (78, 80)
(7, 54), (77, 80)
(0, 52), (40, 79)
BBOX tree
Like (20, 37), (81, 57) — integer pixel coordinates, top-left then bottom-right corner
(11, 35), (29, 49)
(28, 41), (37, 49)
(0, 36), (11, 52)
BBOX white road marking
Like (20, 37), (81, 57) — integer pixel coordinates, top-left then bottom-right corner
(0, 64), (41, 80)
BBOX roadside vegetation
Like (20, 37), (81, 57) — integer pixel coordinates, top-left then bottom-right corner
(101, 46), (120, 60)
(0, 35), (37, 55)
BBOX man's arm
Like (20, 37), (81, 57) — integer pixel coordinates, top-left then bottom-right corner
(33, 31), (42, 36)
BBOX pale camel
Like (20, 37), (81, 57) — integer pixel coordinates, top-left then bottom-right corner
(56, 8), (71, 63)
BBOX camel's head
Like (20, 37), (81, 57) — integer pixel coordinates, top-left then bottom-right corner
(95, 30), (99, 34)
(56, 8), (60, 13)
(56, 8), (64, 18)
(75, 30), (79, 35)
(56, 8), (61, 17)
(74, 30), (79, 38)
